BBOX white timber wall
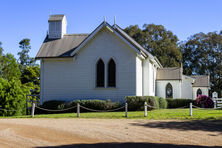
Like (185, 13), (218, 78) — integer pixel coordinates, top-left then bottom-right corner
(156, 80), (182, 98)
(136, 56), (143, 96)
(41, 28), (138, 103)
(192, 87), (209, 100)
(142, 59), (156, 96)
(181, 76), (193, 99)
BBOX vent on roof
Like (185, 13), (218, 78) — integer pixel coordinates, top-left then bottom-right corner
(48, 14), (67, 39)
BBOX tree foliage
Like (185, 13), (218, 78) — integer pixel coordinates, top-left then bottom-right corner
(0, 53), (21, 80)
(181, 32), (222, 96)
(124, 24), (182, 67)
(21, 65), (40, 94)
(18, 39), (35, 68)
(0, 78), (29, 116)
(0, 42), (3, 56)
(0, 39), (40, 116)
(17, 38), (40, 94)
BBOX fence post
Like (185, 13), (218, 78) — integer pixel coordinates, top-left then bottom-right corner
(31, 103), (35, 118)
(216, 100), (218, 109)
(26, 95), (28, 115)
(125, 103), (128, 117)
(189, 103), (192, 116)
(77, 103), (80, 118)
(214, 98), (216, 109)
(144, 102), (147, 117)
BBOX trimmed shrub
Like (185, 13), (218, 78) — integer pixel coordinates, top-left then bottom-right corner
(196, 95), (214, 108)
(36, 99), (120, 114)
(41, 100), (66, 110)
(166, 98), (196, 108)
(157, 97), (168, 109)
(66, 99), (120, 112)
(125, 96), (161, 111)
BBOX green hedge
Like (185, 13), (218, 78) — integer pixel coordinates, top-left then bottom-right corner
(36, 99), (120, 114)
(66, 99), (120, 112)
(156, 97), (168, 109)
(166, 98), (196, 108)
(125, 96), (167, 111)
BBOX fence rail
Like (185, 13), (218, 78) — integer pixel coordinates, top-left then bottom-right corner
(30, 102), (216, 118)
(213, 98), (222, 108)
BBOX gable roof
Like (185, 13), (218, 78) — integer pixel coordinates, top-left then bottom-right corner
(191, 75), (210, 87)
(156, 67), (182, 80)
(48, 14), (65, 22)
(36, 34), (88, 58)
(35, 20), (162, 67)
(70, 22), (148, 58)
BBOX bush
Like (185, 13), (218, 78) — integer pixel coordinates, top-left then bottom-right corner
(157, 97), (168, 109)
(125, 96), (163, 111)
(42, 100), (66, 110)
(37, 99), (120, 114)
(0, 78), (29, 116)
(67, 99), (120, 112)
(166, 98), (196, 108)
(196, 95), (214, 108)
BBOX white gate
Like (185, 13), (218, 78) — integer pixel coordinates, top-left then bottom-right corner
(215, 98), (222, 108)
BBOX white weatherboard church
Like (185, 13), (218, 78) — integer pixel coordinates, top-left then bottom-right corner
(36, 15), (210, 104)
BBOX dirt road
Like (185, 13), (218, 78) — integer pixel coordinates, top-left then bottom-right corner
(0, 119), (221, 148)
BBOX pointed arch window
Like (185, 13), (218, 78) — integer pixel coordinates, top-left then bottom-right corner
(197, 89), (202, 97)
(166, 83), (173, 98)
(108, 59), (116, 87)
(96, 59), (105, 87)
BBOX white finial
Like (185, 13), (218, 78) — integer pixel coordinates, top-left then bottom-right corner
(104, 16), (106, 22)
(114, 16), (116, 25)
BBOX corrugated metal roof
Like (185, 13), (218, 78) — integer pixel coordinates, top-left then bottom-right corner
(48, 14), (65, 22)
(156, 67), (182, 80)
(36, 34), (89, 58)
(191, 75), (210, 87)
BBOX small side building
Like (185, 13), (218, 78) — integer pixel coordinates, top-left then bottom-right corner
(156, 67), (210, 99)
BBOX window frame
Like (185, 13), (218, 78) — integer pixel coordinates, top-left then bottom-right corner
(96, 59), (105, 88)
(166, 83), (173, 98)
(107, 58), (116, 87)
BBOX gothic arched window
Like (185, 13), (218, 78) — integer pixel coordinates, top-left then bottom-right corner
(197, 89), (202, 97)
(166, 83), (173, 98)
(108, 59), (116, 87)
(96, 59), (105, 87)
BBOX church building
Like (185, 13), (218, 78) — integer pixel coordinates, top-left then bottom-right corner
(36, 15), (210, 104)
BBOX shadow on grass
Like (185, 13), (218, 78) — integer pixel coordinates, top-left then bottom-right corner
(37, 142), (221, 148)
(131, 119), (222, 134)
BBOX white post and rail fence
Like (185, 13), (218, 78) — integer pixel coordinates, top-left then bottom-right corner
(30, 94), (222, 118)
(212, 91), (222, 109)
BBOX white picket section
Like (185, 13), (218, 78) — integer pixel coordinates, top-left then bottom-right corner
(214, 98), (222, 108)
(217, 98), (222, 108)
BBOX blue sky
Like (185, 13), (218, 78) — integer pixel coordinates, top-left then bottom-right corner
(0, 0), (222, 59)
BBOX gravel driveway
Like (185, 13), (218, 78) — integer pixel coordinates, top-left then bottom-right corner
(0, 119), (221, 148)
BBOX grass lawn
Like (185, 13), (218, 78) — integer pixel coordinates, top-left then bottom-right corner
(3, 108), (222, 120)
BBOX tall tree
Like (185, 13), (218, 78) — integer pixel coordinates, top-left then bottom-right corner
(124, 24), (182, 67)
(181, 31), (222, 97)
(17, 39), (35, 68)
(17, 38), (40, 94)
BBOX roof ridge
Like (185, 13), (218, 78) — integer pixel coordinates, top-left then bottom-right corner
(191, 75), (209, 77)
(159, 67), (181, 69)
(64, 34), (89, 36)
